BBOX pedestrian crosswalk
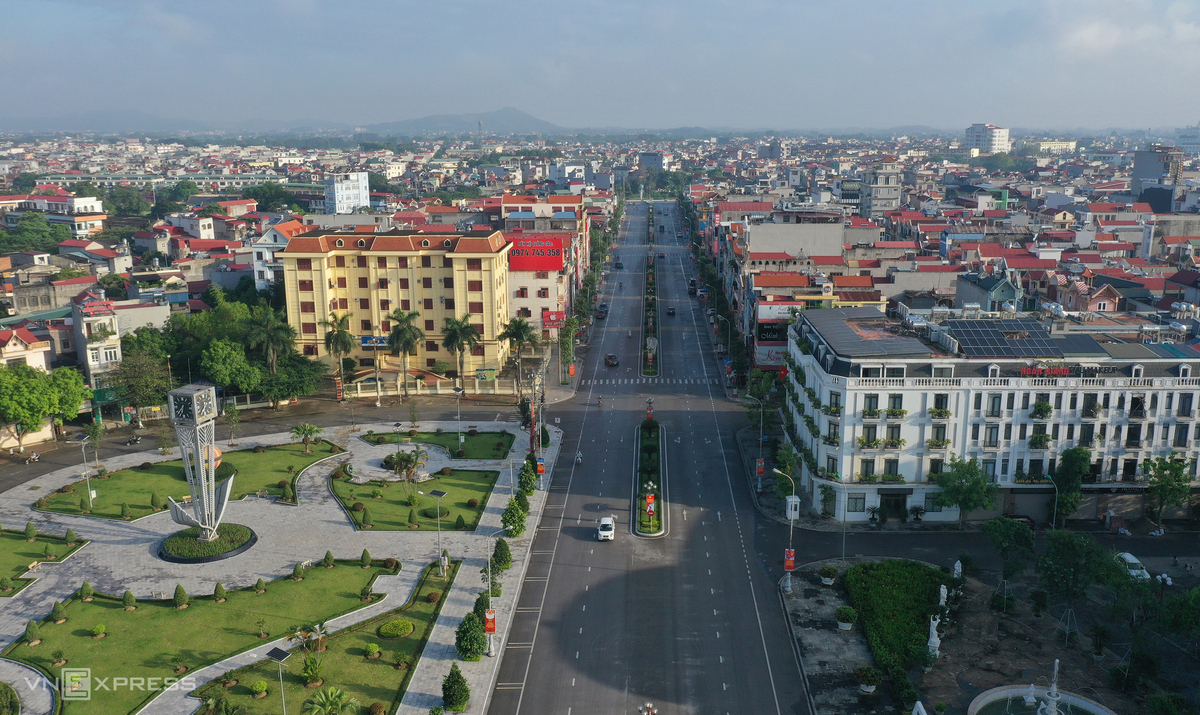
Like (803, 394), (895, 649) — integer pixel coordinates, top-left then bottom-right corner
(581, 378), (719, 385)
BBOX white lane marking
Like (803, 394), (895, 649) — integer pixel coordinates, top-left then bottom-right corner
(576, 652), (579, 659)
(716, 631), (721, 639)
(579, 627), (583, 634)
(582, 605), (586, 611)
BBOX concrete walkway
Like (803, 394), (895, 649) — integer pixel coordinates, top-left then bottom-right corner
(0, 420), (561, 715)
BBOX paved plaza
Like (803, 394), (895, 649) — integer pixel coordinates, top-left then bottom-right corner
(0, 419), (559, 715)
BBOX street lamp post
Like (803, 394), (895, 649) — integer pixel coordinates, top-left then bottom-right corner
(392, 422), (403, 477)
(73, 434), (93, 510)
(773, 468), (796, 593)
(420, 489), (448, 576)
(1049, 477), (1060, 530)
(373, 325), (382, 408)
(745, 393), (764, 492)
(483, 526), (508, 657)
(266, 647), (291, 715)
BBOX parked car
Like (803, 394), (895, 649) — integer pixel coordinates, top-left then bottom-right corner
(596, 310), (607, 319)
(667, 306), (676, 316)
(604, 354), (619, 367)
(597, 516), (616, 541)
(1116, 552), (1150, 581)
(614, 262), (624, 269)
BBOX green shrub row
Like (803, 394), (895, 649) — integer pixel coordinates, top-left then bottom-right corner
(160, 524), (253, 559)
(844, 560), (946, 670)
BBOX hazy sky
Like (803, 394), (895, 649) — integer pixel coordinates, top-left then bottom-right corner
(5, 0), (1200, 131)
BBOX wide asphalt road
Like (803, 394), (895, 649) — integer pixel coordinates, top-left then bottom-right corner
(486, 202), (808, 715)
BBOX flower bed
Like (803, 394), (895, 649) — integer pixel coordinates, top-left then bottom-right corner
(160, 524), (254, 560)
(635, 419), (664, 535)
(642, 255), (659, 375)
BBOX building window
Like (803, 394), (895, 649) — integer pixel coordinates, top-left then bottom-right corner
(378, 278), (389, 289)
(444, 277), (454, 289)
(847, 493), (866, 512)
(296, 258), (311, 270)
(471, 346), (484, 356)
(827, 456), (838, 473)
(303, 345), (318, 356)
(1182, 365), (1192, 378)
(988, 364), (1000, 378)
(974, 393), (983, 410)
(467, 258), (482, 270)
(862, 425), (877, 442)
(359, 298), (369, 310)
(103, 347), (118, 362)
(401, 299), (411, 310)
(422, 277), (432, 289)
(471, 323), (484, 334)
(338, 298), (348, 310)
(398, 257), (408, 268)
(421, 256), (432, 268)
(425, 341), (438, 352)
(426, 358), (437, 367)
(933, 366), (953, 378)
(336, 277), (347, 288)
(335, 256), (345, 267)
(399, 278), (410, 289)
(517, 287), (529, 298)
(885, 367), (904, 378)
(971, 424), (980, 441)
(929, 458), (944, 475)
(356, 256), (368, 267)
(924, 493), (942, 512)
(933, 393), (948, 410)
(469, 301), (484, 314)
(300, 301), (315, 313)
(423, 299), (433, 310)
(888, 394), (903, 410)
(886, 424), (901, 441)
(443, 255), (453, 266)
(861, 366), (881, 377)
(425, 320), (435, 331)
(1132, 364), (1143, 378)
(984, 424), (999, 447)
(468, 280), (483, 292)
(380, 320), (390, 331)
(864, 394), (879, 412)
(535, 271), (549, 279)
(884, 459), (899, 476)
(987, 393), (1001, 417)
(860, 459), (875, 478)
(298, 280), (314, 292)
(443, 299), (455, 310)
(377, 257), (388, 269)
(380, 299), (390, 311)
(537, 288), (550, 298)
(360, 320), (372, 332)
(302, 323), (317, 334)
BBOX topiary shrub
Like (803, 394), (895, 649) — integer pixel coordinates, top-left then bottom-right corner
(253, 445), (265, 453)
(379, 619), (415, 638)
(215, 462), (236, 480)
(467, 428), (478, 437)
(352, 502), (365, 512)
(426, 590), (441, 604)
(139, 462), (153, 470)
(59, 483), (75, 494)
(369, 703), (386, 715)
(277, 480), (289, 489)
(455, 514), (466, 529)
(421, 506), (450, 519)
(466, 498), (479, 508)
(440, 466), (452, 476)
(383, 557), (399, 570)
(329, 445), (341, 454)
(408, 429), (418, 437)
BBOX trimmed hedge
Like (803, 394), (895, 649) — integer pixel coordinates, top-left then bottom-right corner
(161, 524), (253, 559)
(379, 619), (415, 638)
(844, 560), (946, 670)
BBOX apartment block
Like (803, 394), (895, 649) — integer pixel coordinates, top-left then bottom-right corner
(279, 228), (511, 377)
(323, 172), (370, 214)
(965, 124), (1011, 154)
(786, 307), (1200, 525)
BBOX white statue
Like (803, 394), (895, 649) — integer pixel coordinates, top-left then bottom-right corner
(939, 584), (948, 606)
(953, 560), (962, 578)
(927, 614), (941, 657)
(912, 703), (929, 715)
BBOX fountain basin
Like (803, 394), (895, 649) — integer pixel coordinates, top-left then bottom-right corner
(969, 686), (1117, 715)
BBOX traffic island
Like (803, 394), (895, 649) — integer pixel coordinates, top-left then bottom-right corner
(633, 418), (665, 536)
(642, 255), (659, 376)
(158, 523), (258, 564)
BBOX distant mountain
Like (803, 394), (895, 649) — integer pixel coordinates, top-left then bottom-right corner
(365, 107), (563, 136)
(0, 110), (217, 135)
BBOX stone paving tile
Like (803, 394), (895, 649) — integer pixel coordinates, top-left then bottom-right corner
(0, 656), (54, 715)
(0, 420), (561, 715)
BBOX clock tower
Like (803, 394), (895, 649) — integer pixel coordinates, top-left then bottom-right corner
(167, 385), (233, 542)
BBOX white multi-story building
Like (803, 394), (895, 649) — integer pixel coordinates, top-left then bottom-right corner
(965, 124), (1012, 154)
(323, 172), (370, 214)
(786, 307), (1200, 525)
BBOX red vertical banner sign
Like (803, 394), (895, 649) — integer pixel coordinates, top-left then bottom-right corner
(536, 458), (545, 475)
(784, 549), (795, 572)
(646, 493), (656, 515)
(484, 609), (497, 634)
(334, 376), (344, 401)
(756, 458), (764, 476)
(569, 364), (576, 377)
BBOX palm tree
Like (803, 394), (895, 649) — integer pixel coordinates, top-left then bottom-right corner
(442, 314), (482, 387)
(286, 625), (313, 651)
(499, 316), (540, 397)
(319, 311), (356, 385)
(386, 308), (425, 397)
(291, 423), (324, 453)
(301, 687), (360, 715)
(245, 306), (296, 375)
(306, 621), (329, 652)
(392, 445), (428, 497)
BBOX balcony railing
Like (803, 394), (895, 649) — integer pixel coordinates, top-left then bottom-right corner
(985, 410), (1002, 419)
(983, 440), (1000, 449)
(929, 408), (952, 420)
(822, 405), (843, 417)
(1178, 408), (1194, 418)
(857, 437), (881, 449)
(861, 408), (881, 418)
(1125, 440), (1143, 449)
(822, 435), (841, 447)
(886, 408), (908, 419)
(1130, 409), (1146, 419)
(882, 439), (907, 450)
(926, 439), (950, 450)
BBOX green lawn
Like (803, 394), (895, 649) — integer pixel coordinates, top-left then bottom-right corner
(364, 430), (514, 459)
(195, 562), (457, 714)
(331, 470), (500, 531)
(37, 442), (335, 520)
(0, 531), (87, 597)
(5, 561), (399, 715)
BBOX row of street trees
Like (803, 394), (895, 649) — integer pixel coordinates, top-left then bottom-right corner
(0, 364), (91, 449)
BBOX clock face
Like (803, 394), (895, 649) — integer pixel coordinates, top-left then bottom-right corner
(173, 395), (194, 420)
(195, 391), (214, 418)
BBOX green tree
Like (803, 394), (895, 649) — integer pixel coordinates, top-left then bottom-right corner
(23, 521), (36, 540)
(455, 612), (487, 661)
(167, 180), (200, 204)
(1144, 452), (1192, 527)
(71, 181), (103, 199)
(499, 316), (539, 397)
(25, 619), (41, 644)
(360, 549), (371, 567)
(291, 423), (324, 453)
(1037, 530), (1121, 606)
(245, 306), (296, 374)
(441, 314), (481, 385)
(301, 686), (360, 714)
(97, 272), (129, 300)
(119, 325), (172, 362)
(200, 340), (262, 393)
(387, 308), (425, 396)
(0, 212), (68, 253)
(149, 200), (185, 220)
(48, 367), (91, 425)
(0, 364), (59, 449)
(241, 182), (292, 212)
(501, 497), (526, 536)
(112, 351), (173, 421)
(319, 312), (356, 384)
(441, 661), (470, 710)
(12, 173), (38, 193)
(932, 455), (999, 529)
(106, 186), (150, 216)
(258, 353), (326, 408)
(472, 591), (490, 621)
(983, 517), (1036, 581)
(493, 537), (512, 570)
(1051, 446), (1089, 527)
(173, 584), (188, 608)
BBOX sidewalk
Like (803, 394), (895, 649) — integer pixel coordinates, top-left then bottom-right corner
(0, 420), (562, 715)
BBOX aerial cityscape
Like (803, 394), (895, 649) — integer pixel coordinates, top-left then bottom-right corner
(1, 3), (1199, 715)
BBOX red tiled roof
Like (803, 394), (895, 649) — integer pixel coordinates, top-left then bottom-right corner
(50, 275), (97, 286)
(831, 275), (873, 288)
(811, 256), (846, 265)
(749, 252), (795, 261)
(1004, 257), (1059, 269)
(918, 265), (966, 272)
(754, 273), (811, 288)
(873, 241), (919, 249)
(0, 327), (43, 347)
(716, 201), (773, 212)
